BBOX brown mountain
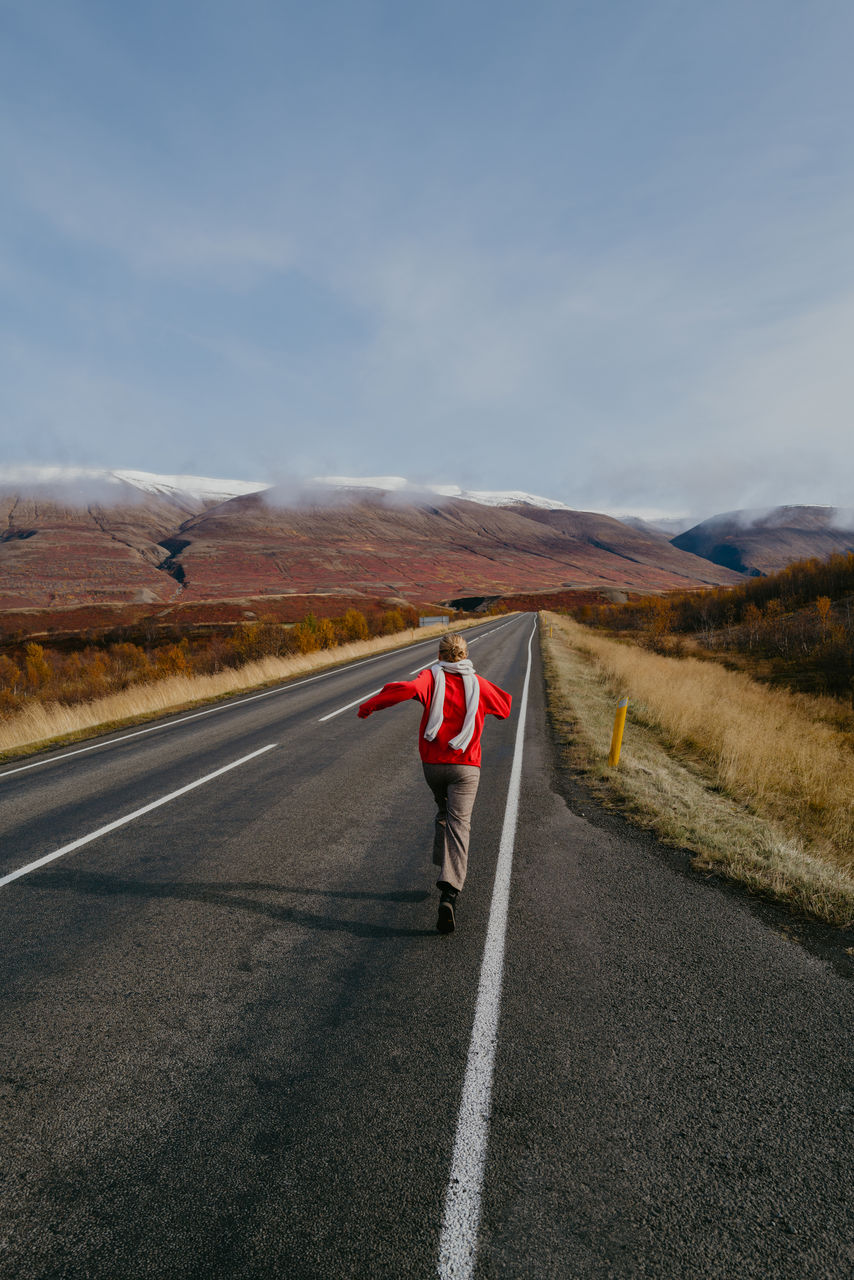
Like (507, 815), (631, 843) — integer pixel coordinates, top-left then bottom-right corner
(0, 486), (189, 609)
(506, 506), (733, 585)
(165, 488), (742, 602)
(672, 506), (854, 576)
(0, 483), (742, 616)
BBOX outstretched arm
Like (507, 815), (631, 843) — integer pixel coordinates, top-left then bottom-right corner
(357, 669), (432, 718)
(479, 677), (513, 720)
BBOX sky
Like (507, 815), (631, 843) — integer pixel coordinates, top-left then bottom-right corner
(2, 0), (854, 519)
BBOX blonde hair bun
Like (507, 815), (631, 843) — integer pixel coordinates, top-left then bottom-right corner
(439, 632), (469, 663)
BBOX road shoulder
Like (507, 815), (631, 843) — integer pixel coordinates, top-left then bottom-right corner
(540, 612), (854, 964)
(477, 637), (854, 1278)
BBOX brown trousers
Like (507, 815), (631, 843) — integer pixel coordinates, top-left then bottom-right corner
(422, 762), (481, 892)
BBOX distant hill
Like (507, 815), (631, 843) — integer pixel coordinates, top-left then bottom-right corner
(9, 470), (852, 621)
(511, 506), (722, 584)
(0, 486), (186, 609)
(166, 488), (742, 604)
(0, 471), (740, 614)
(621, 514), (696, 539)
(672, 506), (854, 576)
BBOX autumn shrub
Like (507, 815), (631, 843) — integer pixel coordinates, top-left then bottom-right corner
(155, 642), (191, 678)
(24, 643), (53, 690)
(0, 602), (431, 721)
(109, 642), (151, 686)
(291, 614), (320, 654)
(0, 617), (486, 760)
(227, 619), (292, 664)
(341, 608), (369, 642)
(577, 552), (854, 700)
(0, 655), (22, 699)
(196, 635), (232, 675)
(380, 609), (406, 634)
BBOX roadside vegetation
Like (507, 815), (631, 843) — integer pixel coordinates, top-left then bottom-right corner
(0, 605), (421, 720)
(541, 611), (854, 928)
(0, 609), (486, 761)
(575, 551), (854, 702)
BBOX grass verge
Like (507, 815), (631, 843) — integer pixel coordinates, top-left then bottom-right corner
(541, 612), (854, 928)
(0, 617), (490, 763)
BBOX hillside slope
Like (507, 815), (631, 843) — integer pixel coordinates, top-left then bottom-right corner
(1, 478), (740, 612)
(513, 506), (733, 584)
(673, 506), (854, 576)
(0, 489), (185, 608)
(168, 489), (742, 601)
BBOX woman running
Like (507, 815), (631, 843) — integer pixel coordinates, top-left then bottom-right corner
(357, 631), (512, 933)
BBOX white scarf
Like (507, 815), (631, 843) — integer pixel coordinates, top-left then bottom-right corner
(423, 659), (480, 752)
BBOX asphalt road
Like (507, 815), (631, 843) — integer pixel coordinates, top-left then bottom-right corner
(1, 614), (851, 1279)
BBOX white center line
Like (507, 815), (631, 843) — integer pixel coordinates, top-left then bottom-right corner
(0, 743), (278, 889)
(408, 616), (520, 674)
(317, 689), (383, 723)
(320, 616), (528, 719)
(437, 618), (537, 1280)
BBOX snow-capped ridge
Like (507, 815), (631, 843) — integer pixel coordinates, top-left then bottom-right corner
(0, 465), (573, 512)
(0, 464), (266, 505)
(313, 475), (571, 510)
(112, 469), (265, 504)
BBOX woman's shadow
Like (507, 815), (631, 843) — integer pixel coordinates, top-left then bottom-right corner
(28, 870), (438, 939)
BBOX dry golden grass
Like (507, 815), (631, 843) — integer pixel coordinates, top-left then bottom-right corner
(0, 618), (487, 761)
(541, 612), (854, 927)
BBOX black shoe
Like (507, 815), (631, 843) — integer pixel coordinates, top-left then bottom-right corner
(437, 887), (457, 934)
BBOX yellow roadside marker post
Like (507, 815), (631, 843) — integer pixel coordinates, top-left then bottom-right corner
(608, 697), (629, 767)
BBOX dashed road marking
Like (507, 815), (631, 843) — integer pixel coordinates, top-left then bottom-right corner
(318, 689), (383, 722)
(320, 617), (527, 721)
(0, 626), (497, 781)
(0, 744), (278, 888)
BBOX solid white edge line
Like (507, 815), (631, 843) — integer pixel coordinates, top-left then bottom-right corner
(0, 743), (278, 889)
(437, 617), (537, 1280)
(0, 621), (505, 781)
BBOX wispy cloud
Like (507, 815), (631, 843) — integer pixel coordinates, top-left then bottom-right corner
(3, 1), (854, 515)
